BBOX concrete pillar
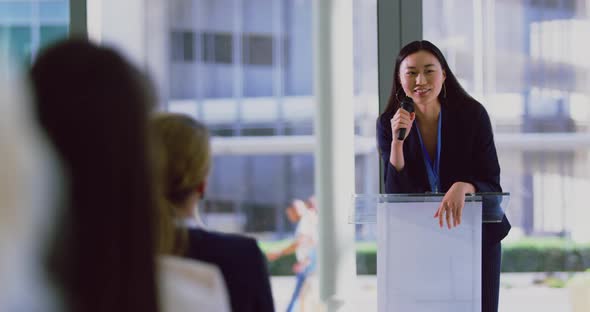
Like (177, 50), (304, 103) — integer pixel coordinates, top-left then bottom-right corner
(313, 1), (356, 310)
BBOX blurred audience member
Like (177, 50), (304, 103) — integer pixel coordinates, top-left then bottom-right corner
(0, 59), (62, 312)
(29, 39), (228, 312)
(151, 112), (275, 312)
(154, 114), (230, 312)
(158, 256), (229, 312)
(30, 38), (160, 312)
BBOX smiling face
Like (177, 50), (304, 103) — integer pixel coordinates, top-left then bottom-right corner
(399, 50), (446, 106)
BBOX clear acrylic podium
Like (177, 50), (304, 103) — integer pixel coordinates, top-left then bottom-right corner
(351, 193), (510, 312)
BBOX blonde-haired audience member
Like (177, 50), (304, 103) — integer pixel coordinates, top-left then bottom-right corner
(0, 62), (62, 311)
(152, 113), (275, 312)
(155, 121), (230, 312)
(158, 256), (229, 312)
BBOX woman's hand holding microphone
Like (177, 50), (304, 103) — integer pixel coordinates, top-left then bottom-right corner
(389, 99), (415, 171)
(390, 107), (415, 142)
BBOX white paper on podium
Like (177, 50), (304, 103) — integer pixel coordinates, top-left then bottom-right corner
(377, 201), (482, 312)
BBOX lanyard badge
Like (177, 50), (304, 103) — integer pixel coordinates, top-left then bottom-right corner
(415, 110), (442, 193)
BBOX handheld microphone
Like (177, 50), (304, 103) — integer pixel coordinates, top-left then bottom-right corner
(397, 96), (415, 140)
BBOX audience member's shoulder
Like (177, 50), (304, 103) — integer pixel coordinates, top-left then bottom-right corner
(158, 256), (230, 312)
(189, 228), (261, 252)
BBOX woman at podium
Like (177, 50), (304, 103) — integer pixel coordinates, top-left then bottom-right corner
(376, 40), (511, 312)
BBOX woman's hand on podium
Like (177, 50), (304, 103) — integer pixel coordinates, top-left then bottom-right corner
(434, 182), (475, 229)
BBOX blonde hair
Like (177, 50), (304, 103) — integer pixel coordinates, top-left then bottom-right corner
(151, 113), (212, 254)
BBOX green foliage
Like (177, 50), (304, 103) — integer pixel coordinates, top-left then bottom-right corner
(266, 253), (298, 276)
(258, 240), (291, 253)
(501, 238), (590, 273)
(259, 238), (590, 276)
(260, 240), (378, 276)
(356, 241), (377, 275)
(544, 277), (567, 288)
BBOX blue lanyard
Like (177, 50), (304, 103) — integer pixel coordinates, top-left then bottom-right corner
(415, 110), (442, 193)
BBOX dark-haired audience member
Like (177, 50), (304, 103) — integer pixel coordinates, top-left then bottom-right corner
(151, 113), (275, 312)
(29, 39), (228, 312)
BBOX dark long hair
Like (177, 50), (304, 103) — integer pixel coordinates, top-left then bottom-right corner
(30, 39), (160, 312)
(379, 40), (473, 128)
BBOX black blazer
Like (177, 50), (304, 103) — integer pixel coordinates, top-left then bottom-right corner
(184, 229), (275, 312)
(377, 99), (510, 245)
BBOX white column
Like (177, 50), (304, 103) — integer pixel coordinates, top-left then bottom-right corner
(144, 0), (169, 108)
(86, 0), (168, 108)
(472, 0), (484, 96)
(87, 0), (147, 68)
(313, 0), (356, 311)
(484, 0), (496, 97)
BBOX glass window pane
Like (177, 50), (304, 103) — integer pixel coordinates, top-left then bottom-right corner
(423, 4), (590, 310)
(40, 25), (68, 49)
(0, 26), (32, 65)
(183, 32), (196, 61)
(243, 66), (273, 97)
(202, 0), (234, 32)
(160, 0), (319, 309)
(215, 33), (233, 63)
(170, 30), (196, 62)
(242, 34), (273, 65)
(243, 0), (272, 33)
(40, 1), (69, 22)
(170, 31), (184, 62)
(0, 2), (32, 21)
(0, 1), (69, 68)
(283, 0), (312, 96)
(202, 32), (232, 64)
(203, 66), (233, 98)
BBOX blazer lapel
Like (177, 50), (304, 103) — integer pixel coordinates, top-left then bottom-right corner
(407, 125), (429, 191)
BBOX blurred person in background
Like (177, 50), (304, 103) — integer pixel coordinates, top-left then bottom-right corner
(151, 112), (275, 312)
(0, 56), (62, 312)
(29, 39), (228, 312)
(267, 198), (318, 312)
(305, 195), (317, 214)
